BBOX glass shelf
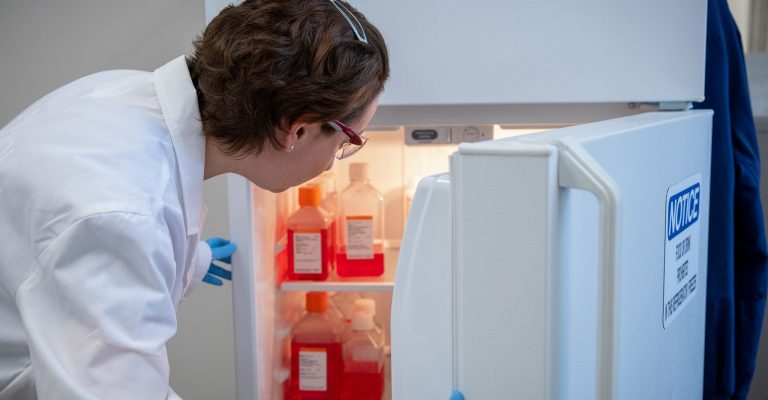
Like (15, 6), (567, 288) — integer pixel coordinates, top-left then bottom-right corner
(279, 280), (394, 292)
(278, 248), (398, 292)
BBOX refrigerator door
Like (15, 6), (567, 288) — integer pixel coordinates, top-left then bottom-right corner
(391, 173), (454, 400)
(533, 111), (712, 400)
(394, 111), (712, 399)
(354, 0), (706, 107)
(227, 179), (278, 400)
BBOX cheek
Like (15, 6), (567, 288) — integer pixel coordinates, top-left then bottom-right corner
(293, 149), (334, 185)
(294, 135), (343, 184)
(319, 137), (343, 167)
(323, 157), (336, 171)
(314, 150), (336, 175)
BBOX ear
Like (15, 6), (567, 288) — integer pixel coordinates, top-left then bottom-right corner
(280, 120), (310, 152)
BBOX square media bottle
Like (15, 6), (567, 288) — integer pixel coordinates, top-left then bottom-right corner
(287, 185), (332, 281)
(289, 292), (342, 399)
(340, 311), (385, 400)
(336, 163), (385, 277)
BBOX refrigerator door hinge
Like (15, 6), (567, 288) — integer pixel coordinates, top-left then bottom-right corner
(628, 102), (693, 111)
(657, 101), (693, 111)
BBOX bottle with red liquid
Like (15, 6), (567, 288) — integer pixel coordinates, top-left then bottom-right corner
(315, 171), (338, 272)
(290, 292), (342, 400)
(336, 163), (385, 277)
(340, 311), (385, 400)
(287, 185), (332, 281)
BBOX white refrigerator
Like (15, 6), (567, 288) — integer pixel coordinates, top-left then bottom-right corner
(217, 0), (712, 399)
(393, 111), (711, 399)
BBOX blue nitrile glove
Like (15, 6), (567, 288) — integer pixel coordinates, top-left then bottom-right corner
(203, 237), (237, 286)
(449, 390), (464, 400)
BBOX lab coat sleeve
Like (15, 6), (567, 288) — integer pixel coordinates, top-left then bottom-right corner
(183, 240), (212, 297)
(15, 211), (183, 400)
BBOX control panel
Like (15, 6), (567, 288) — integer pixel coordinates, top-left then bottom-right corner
(404, 125), (494, 145)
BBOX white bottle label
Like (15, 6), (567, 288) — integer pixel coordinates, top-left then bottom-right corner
(299, 348), (327, 391)
(293, 232), (322, 274)
(346, 216), (373, 259)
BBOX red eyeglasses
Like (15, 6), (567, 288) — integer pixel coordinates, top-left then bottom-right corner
(329, 119), (369, 159)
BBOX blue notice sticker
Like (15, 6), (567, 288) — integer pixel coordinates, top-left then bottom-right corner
(666, 183), (701, 241)
(663, 174), (702, 329)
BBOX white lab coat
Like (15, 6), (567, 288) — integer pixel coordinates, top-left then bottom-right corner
(0, 56), (212, 399)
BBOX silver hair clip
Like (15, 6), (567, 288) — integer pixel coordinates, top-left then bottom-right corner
(329, 0), (368, 43)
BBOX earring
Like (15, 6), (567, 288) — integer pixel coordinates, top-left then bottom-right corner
(289, 144), (296, 151)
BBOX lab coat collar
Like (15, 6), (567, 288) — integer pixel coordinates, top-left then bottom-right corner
(154, 56), (205, 236)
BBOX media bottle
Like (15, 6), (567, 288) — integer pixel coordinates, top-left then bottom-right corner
(352, 298), (386, 348)
(315, 171), (338, 271)
(340, 311), (385, 400)
(336, 163), (385, 277)
(289, 292), (343, 399)
(287, 185), (332, 281)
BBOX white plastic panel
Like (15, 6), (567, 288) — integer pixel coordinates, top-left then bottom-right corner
(391, 173), (454, 400)
(452, 143), (559, 399)
(354, 0), (706, 106)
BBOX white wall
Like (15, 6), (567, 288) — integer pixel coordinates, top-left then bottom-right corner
(0, 2), (236, 399)
(747, 53), (768, 400)
(751, 129), (768, 399)
(728, 0), (752, 50)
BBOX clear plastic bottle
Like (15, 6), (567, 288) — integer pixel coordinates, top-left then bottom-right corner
(287, 185), (332, 281)
(352, 298), (386, 348)
(336, 163), (385, 277)
(340, 311), (385, 400)
(312, 171), (338, 219)
(330, 291), (362, 324)
(290, 292), (342, 400)
(403, 176), (418, 226)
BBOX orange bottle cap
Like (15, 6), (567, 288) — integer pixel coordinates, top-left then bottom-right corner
(298, 185), (322, 206)
(306, 292), (328, 312)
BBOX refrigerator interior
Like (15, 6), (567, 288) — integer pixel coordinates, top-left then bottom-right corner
(231, 111), (712, 400)
(240, 125), (544, 399)
(232, 112), (713, 400)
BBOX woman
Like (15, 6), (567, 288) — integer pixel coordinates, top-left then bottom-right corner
(0, 0), (388, 398)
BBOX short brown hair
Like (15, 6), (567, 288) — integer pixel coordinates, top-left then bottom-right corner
(187, 0), (389, 156)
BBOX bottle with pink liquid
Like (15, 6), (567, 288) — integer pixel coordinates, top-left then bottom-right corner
(340, 311), (385, 400)
(336, 163), (385, 277)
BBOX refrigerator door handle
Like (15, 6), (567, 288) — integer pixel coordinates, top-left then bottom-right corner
(555, 138), (622, 400)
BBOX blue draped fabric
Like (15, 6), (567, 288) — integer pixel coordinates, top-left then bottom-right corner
(694, 1), (768, 398)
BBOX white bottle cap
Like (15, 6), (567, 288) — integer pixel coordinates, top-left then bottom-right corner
(348, 162), (369, 182)
(353, 298), (376, 316)
(351, 311), (375, 331)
